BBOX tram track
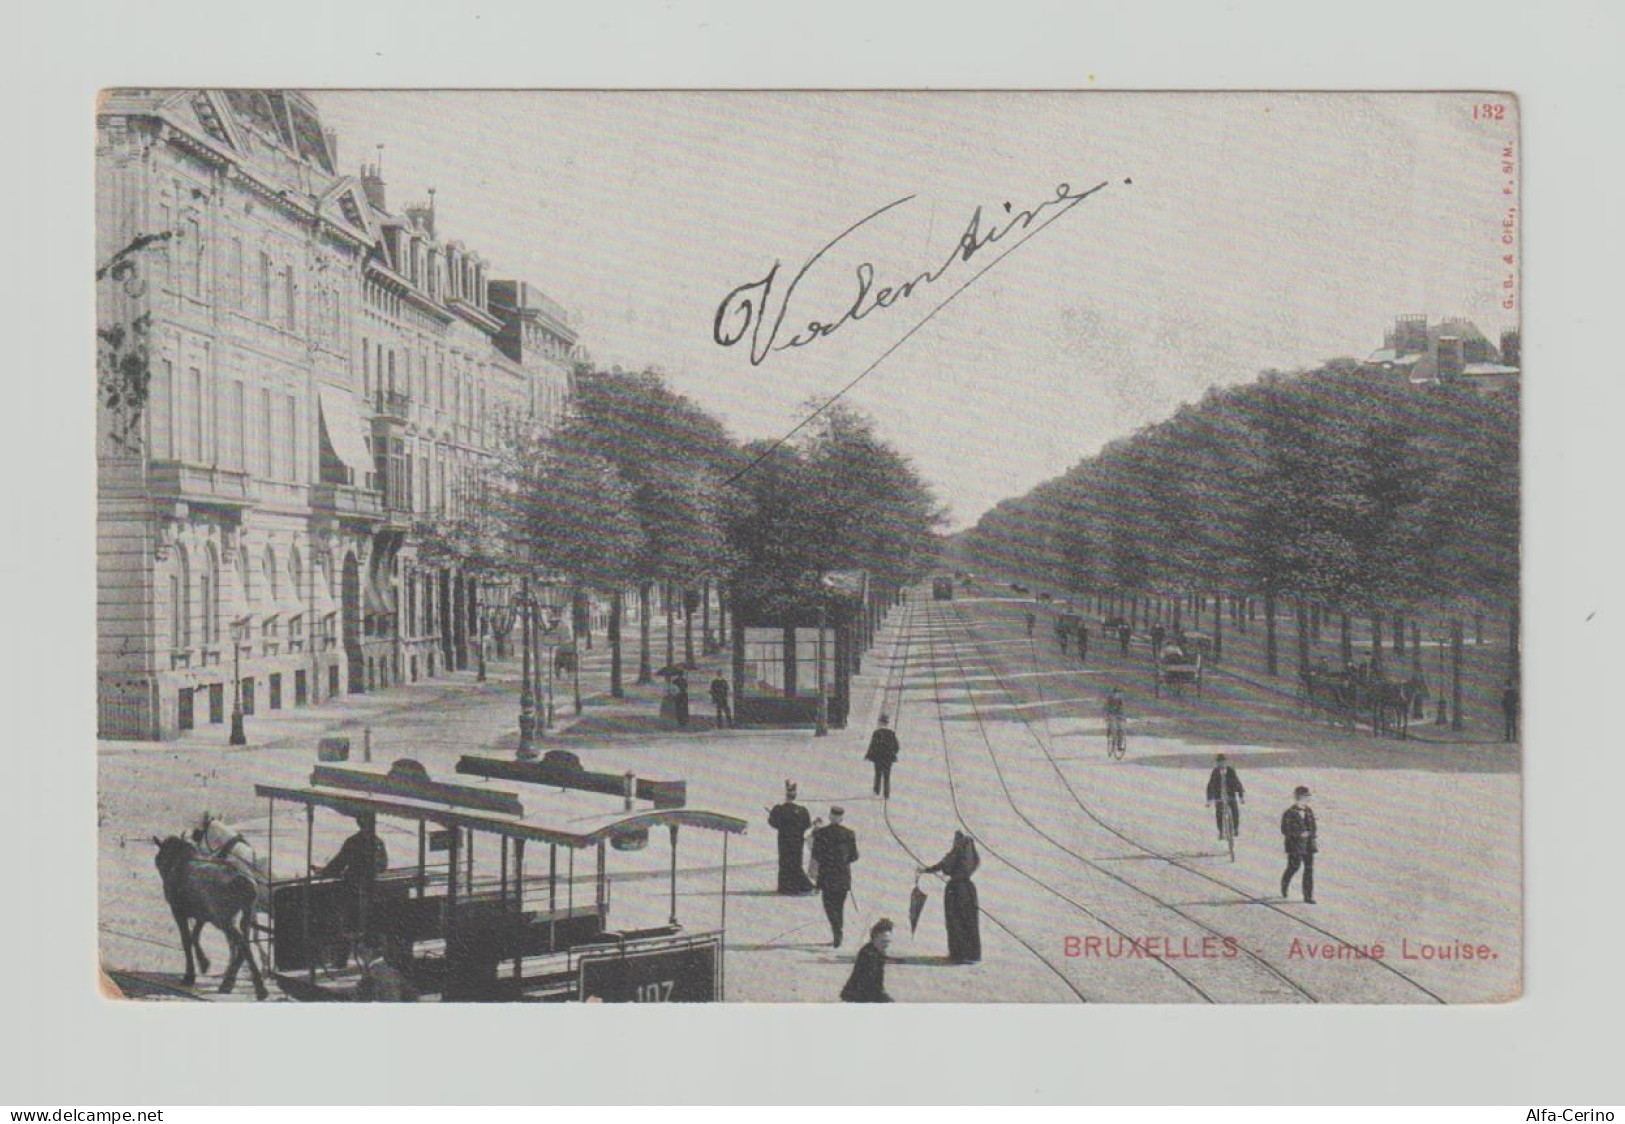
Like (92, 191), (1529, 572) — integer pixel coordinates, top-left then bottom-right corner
(872, 596), (1091, 1003)
(948, 599), (1447, 1004)
(927, 601), (1318, 1003)
(892, 598), (1224, 1001)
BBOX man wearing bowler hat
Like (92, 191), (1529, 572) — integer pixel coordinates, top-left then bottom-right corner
(1280, 786), (1318, 904)
(810, 806), (860, 947)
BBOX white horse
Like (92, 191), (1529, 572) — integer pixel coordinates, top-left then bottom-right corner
(192, 811), (269, 907)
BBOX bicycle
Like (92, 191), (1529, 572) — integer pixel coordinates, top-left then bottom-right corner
(1216, 799), (1236, 862)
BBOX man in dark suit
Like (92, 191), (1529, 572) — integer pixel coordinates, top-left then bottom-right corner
(1205, 754), (1245, 839)
(1280, 786), (1318, 903)
(1501, 679), (1520, 741)
(811, 806), (860, 947)
(840, 918), (895, 1002)
(865, 715), (900, 799)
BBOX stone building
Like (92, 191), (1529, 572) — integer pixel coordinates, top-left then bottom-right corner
(1360, 315), (1520, 394)
(96, 90), (576, 740)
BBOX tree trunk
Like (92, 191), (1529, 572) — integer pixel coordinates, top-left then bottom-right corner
(1508, 597), (1520, 679)
(1264, 593), (1278, 677)
(1211, 590), (1223, 661)
(1339, 612), (1352, 667)
(731, 615), (747, 718)
(1295, 598), (1309, 679)
(637, 582), (653, 684)
(683, 587), (695, 668)
(1451, 617), (1465, 730)
(701, 578), (711, 653)
(609, 589), (624, 698)
(666, 582), (676, 672)
(1371, 612), (1385, 676)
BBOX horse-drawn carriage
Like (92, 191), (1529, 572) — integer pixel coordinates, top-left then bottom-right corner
(1153, 640), (1204, 697)
(1299, 662), (1425, 739)
(156, 753), (745, 1002)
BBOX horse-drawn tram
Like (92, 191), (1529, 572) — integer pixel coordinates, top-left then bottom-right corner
(245, 755), (745, 1002)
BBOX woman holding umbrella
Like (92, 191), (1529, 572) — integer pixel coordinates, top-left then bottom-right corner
(919, 830), (982, 964)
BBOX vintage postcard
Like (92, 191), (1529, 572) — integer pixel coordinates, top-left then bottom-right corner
(96, 90), (1520, 1005)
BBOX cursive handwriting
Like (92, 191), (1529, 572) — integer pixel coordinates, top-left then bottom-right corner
(713, 181), (1112, 365)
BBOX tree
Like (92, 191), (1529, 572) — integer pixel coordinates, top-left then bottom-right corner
(562, 367), (739, 688)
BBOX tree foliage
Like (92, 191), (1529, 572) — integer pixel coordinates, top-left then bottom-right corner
(958, 366), (1519, 617)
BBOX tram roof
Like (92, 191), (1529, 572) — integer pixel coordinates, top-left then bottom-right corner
(253, 758), (746, 849)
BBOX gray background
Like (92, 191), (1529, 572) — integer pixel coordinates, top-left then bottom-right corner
(8, 0), (1622, 1105)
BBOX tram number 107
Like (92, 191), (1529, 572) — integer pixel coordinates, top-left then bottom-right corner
(578, 939), (722, 1002)
(634, 980), (675, 1002)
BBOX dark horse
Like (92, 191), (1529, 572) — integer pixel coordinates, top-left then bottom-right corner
(151, 835), (268, 999)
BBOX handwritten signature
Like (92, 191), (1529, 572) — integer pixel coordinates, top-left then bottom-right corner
(713, 180), (1114, 366)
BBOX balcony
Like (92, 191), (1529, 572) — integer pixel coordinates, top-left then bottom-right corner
(372, 389), (412, 422)
(149, 461), (258, 511)
(311, 481), (384, 523)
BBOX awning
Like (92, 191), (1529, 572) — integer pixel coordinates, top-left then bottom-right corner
(317, 385), (374, 479)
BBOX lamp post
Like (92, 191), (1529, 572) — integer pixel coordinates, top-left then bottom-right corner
(475, 576), (512, 683)
(228, 618), (247, 746)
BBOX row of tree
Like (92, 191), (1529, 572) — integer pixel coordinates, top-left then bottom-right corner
(417, 370), (944, 699)
(959, 361), (1519, 678)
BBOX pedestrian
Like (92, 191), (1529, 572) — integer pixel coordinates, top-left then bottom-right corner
(919, 830), (982, 963)
(1118, 622), (1132, 656)
(765, 781), (815, 894)
(710, 670), (733, 729)
(672, 670), (690, 728)
(840, 918), (895, 1002)
(1056, 618), (1069, 654)
(1501, 678), (1520, 741)
(1025, 610), (1036, 638)
(1280, 786), (1318, 904)
(810, 806), (860, 947)
(1149, 623), (1165, 658)
(865, 714), (900, 799)
(1077, 621), (1089, 663)
(1205, 753), (1245, 839)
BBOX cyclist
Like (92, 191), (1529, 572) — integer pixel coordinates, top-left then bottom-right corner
(1104, 688), (1126, 757)
(1205, 753), (1245, 841)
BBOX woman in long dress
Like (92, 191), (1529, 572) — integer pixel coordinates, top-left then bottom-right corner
(920, 831), (982, 964)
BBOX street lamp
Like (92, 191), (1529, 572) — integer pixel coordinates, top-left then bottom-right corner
(476, 577), (513, 683)
(229, 617), (249, 746)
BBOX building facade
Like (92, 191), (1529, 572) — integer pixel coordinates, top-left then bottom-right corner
(96, 89), (577, 739)
(1360, 315), (1520, 395)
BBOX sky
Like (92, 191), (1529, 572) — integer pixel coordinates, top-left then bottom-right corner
(311, 91), (1518, 530)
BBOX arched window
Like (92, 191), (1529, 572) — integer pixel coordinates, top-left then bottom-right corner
(289, 547), (304, 605)
(172, 547), (191, 651)
(202, 544), (220, 644)
(237, 544), (251, 602)
(263, 547), (278, 603)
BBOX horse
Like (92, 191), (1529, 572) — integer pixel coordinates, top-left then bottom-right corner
(1368, 676), (1426, 740)
(192, 811), (268, 902)
(151, 835), (268, 999)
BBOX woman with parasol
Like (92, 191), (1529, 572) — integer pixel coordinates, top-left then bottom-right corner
(919, 830), (982, 964)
